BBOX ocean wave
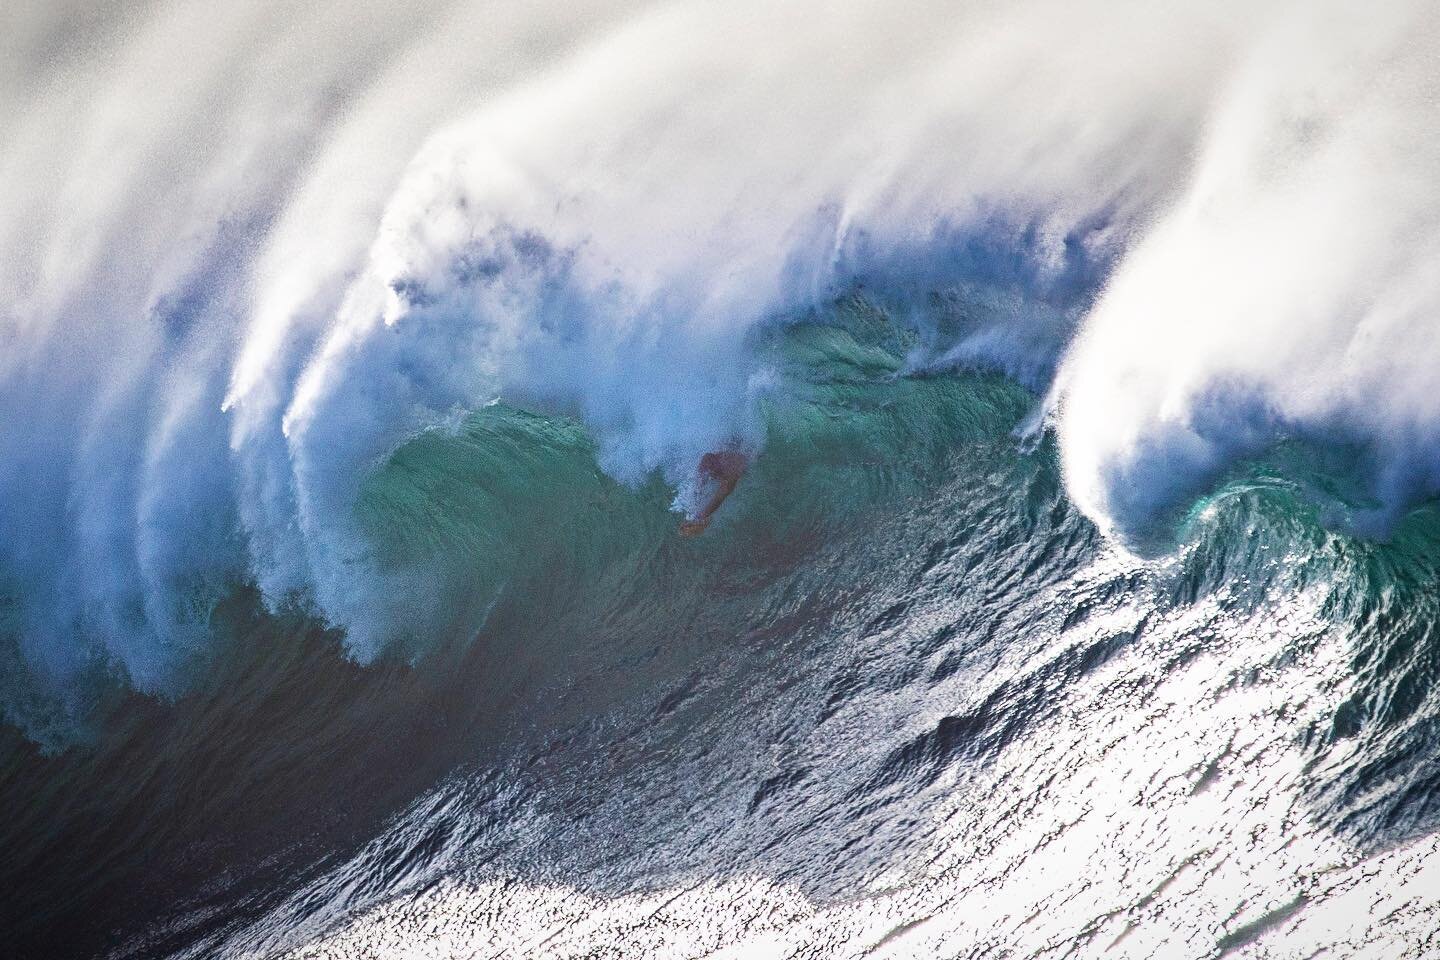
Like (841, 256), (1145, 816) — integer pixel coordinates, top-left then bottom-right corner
(3, 0), (1440, 742)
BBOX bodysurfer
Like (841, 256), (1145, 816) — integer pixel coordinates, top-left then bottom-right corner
(678, 449), (749, 537)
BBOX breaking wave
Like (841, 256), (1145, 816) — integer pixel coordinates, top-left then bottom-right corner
(4, 0), (1440, 749)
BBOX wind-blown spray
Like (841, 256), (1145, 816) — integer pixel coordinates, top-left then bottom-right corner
(2, 0), (1438, 739)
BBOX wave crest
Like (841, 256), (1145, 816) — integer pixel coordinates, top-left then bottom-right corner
(3, 0), (1439, 739)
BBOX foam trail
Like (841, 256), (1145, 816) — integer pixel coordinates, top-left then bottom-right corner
(2, 0), (1438, 737)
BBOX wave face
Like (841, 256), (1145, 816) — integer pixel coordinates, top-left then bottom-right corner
(5, 308), (1439, 957)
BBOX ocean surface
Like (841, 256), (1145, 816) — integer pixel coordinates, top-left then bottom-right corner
(4, 2), (1440, 957)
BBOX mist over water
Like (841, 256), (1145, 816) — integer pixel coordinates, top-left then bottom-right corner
(4, 2), (1440, 957)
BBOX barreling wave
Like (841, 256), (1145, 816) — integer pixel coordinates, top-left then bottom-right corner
(4, 0), (1440, 746)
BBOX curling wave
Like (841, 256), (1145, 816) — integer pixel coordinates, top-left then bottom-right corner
(3, 0), (1440, 745)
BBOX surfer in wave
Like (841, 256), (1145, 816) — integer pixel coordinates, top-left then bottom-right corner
(679, 450), (749, 537)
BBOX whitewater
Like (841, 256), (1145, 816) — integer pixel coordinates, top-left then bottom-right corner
(3, 1), (1440, 957)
